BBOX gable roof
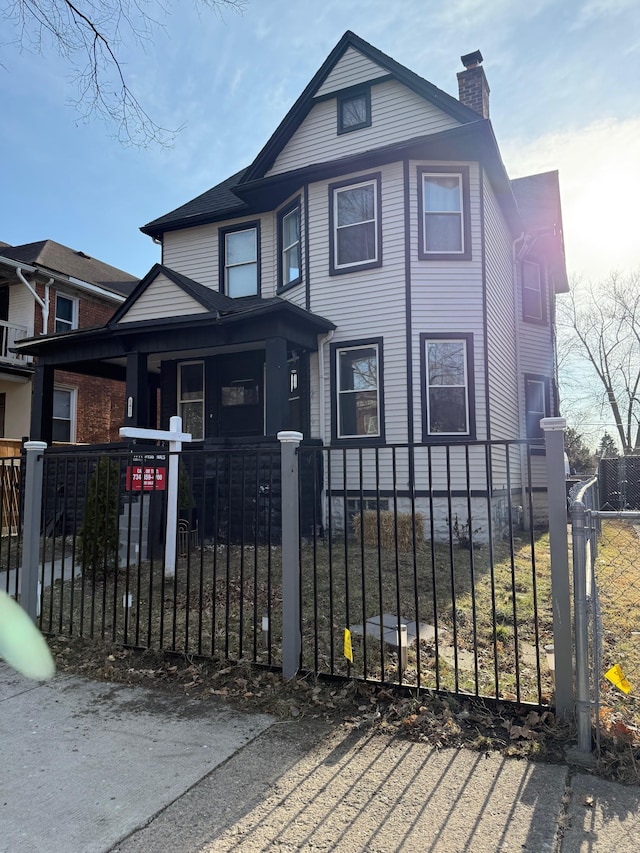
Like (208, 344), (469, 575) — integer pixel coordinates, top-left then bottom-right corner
(511, 171), (569, 293)
(111, 264), (238, 323)
(0, 240), (138, 296)
(241, 30), (480, 183)
(141, 31), (491, 240)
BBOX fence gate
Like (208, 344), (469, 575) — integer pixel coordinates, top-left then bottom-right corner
(571, 478), (640, 751)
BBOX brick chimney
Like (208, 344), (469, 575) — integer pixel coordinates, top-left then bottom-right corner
(457, 50), (490, 119)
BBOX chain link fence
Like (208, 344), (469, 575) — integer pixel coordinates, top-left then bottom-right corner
(570, 478), (640, 750)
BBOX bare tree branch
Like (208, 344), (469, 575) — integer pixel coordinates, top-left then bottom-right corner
(557, 271), (640, 454)
(1, 0), (247, 147)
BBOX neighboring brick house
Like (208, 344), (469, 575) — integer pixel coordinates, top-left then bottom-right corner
(18, 33), (567, 519)
(0, 240), (137, 443)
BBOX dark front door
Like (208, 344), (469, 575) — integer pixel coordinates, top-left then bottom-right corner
(217, 351), (264, 437)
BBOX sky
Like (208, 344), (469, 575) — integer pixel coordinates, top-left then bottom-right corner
(1, 0), (639, 444)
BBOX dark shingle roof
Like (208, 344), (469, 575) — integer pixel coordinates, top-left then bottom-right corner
(141, 168), (249, 237)
(141, 30), (484, 239)
(0, 240), (138, 296)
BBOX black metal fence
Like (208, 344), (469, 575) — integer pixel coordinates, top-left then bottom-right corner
(598, 455), (640, 509)
(12, 438), (553, 707)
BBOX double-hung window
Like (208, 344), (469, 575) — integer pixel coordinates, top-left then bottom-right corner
(55, 294), (78, 332)
(418, 167), (471, 260)
(53, 387), (76, 442)
(277, 200), (301, 290)
(522, 260), (546, 323)
(178, 361), (204, 441)
(422, 334), (474, 438)
(330, 175), (381, 274)
(332, 340), (383, 441)
(524, 375), (549, 439)
(221, 224), (259, 297)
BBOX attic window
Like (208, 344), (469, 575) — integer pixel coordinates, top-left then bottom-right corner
(337, 87), (371, 134)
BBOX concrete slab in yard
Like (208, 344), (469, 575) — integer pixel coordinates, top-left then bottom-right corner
(0, 664), (273, 853)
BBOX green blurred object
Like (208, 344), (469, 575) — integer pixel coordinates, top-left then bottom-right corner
(0, 590), (55, 680)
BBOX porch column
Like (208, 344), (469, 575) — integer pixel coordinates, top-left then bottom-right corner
(124, 352), (149, 428)
(30, 363), (54, 443)
(265, 337), (288, 436)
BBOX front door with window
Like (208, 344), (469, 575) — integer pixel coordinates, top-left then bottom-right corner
(217, 352), (264, 437)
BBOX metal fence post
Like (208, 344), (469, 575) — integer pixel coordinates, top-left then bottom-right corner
(278, 430), (303, 679)
(21, 441), (47, 622)
(571, 498), (592, 752)
(541, 417), (572, 718)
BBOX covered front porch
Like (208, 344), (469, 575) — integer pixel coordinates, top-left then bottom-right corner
(16, 267), (335, 445)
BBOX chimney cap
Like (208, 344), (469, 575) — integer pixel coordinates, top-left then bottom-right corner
(460, 50), (484, 69)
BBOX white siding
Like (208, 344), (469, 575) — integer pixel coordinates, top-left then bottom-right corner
(315, 47), (389, 96)
(308, 161), (408, 458)
(162, 213), (276, 298)
(119, 274), (208, 323)
(482, 172), (519, 441)
(0, 378), (31, 439)
(163, 224), (217, 289)
(518, 270), (555, 380)
(8, 283), (35, 333)
(409, 160), (486, 441)
(267, 80), (460, 177)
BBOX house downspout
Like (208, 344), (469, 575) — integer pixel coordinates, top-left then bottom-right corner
(16, 267), (52, 334)
(318, 329), (334, 446)
(318, 329), (334, 535)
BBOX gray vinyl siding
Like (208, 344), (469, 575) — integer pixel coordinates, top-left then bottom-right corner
(315, 46), (389, 96)
(308, 162), (407, 446)
(267, 79), (460, 177)
(482, 172), (522, 491)
(482, 172), (519, 440)
(162, 214), (275, 298)
(518, 270), (555, 381)
(409, 160), (485, 431)
(408, 159), (487, 489)
(163, 223), (218, 290)
(119, 274), (208, 323)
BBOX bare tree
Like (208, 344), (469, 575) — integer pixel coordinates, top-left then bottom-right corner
(557, 271), (640, 454)
(2, 0), (247, 146)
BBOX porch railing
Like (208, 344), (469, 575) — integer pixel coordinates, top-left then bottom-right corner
(0, 319), (32, 363)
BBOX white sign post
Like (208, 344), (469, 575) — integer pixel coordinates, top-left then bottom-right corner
(120, 415), (192, 576)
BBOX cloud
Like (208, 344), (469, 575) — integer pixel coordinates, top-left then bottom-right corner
(501, 117), (640, 280)
(572, 0), (638, 29)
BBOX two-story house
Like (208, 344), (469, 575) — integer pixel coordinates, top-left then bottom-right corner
(0, 240), (137, 444)
(18, 32), (567, 531)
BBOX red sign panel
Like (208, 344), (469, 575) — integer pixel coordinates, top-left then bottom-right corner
(126, 466), (166, 491)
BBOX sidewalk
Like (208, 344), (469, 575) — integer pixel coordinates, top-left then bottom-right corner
(1, 664), (639, 853)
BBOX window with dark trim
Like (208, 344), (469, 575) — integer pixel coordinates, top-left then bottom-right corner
(55, 293), (78, 332)
(53, 386), (76, 442)
(331, 338), (384, 442)
(417, 166), (471, 260)
(522, 260), (547, 323)
(329, 174), (382, 275)
(178, 361), (204, 440)
(524, 374), (550, 439)
(220, 222), (260, 297)
(421, 333), (475, 440)
(277, 199), (301, 291)
(337, 87), (371, 134)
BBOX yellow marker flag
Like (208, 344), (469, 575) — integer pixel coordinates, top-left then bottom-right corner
(343, 628), (353, 663)
(605, 664), (631, 695)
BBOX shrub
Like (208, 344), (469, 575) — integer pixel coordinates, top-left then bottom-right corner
(353, 510), (424, 551)
(78, 456), (120, 574)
